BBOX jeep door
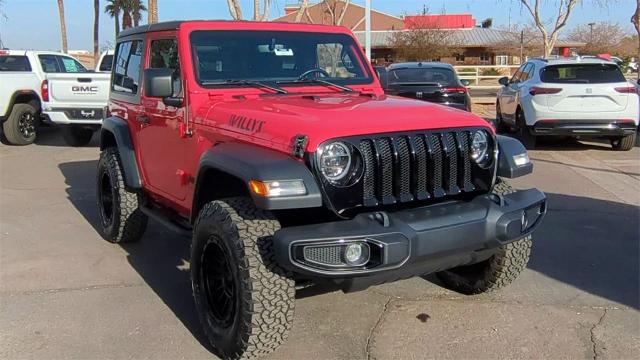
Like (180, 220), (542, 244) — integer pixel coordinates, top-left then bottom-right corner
(137, 33), (188, 202)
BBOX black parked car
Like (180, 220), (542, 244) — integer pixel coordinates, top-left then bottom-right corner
(378, 62), (472, 112)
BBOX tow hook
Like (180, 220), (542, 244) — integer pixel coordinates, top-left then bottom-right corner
(369, 211), (390, 227)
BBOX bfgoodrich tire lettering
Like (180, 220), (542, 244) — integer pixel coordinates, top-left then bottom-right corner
(436, 179), (532, 294)
(191, 197), (295, 359)
(96, 147), (147, 243)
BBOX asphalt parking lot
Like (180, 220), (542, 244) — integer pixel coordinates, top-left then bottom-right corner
(1, 127), (639, 359)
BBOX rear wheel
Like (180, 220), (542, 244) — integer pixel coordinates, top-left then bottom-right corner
(515, 108), (536, 149)
(3, 103), (38, 145)
(437, 179), (532, 295)
(61, 125), (94, 147)
(610, 132), (636, 151)
(96, 148), (147, 243)
(191, 197), (295, 360)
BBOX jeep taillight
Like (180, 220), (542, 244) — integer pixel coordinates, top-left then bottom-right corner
(614, 86), (637, 94)
(41, 80), (49, 102)
(529, 87), (562, 96)
(442, 86), (467, 94)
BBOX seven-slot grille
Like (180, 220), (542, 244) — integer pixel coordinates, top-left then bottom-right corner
(359, 130), (478, 206)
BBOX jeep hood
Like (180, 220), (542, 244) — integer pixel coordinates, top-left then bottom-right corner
(202, 93), (490, 153)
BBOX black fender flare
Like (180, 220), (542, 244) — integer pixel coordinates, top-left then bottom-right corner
(6, 90), (42, 116)
(194, 142), (323, 213)
(100, 117), (142, 189)
(496, 135), (533, 178)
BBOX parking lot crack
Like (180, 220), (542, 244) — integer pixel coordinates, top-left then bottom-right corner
(365, 296), (393, 360)
(590, 308), (608, 360)
(3, 283), (146, 297)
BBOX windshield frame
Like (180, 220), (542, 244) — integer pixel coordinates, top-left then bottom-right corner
(189, 30), (375, 90)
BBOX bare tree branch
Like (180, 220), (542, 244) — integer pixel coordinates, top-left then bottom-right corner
(226, 0), (243, 20)
(294, 0), (310, 22)
(519, 0), (581, 58)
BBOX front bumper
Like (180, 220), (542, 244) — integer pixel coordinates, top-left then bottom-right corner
(274, 189), (546, 289)
(532, 120), (638, 136)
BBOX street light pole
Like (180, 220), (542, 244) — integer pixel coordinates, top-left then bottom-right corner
(588, 22), (595, 45)
(365, 0), (371, 60)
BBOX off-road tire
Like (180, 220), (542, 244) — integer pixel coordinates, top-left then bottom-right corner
(3, 103), (38, 145)
(516, 108), (536, 149)
(191, 197), (295, 360)
(437, 179), (532, 295)
(610, 132), (636, 151)
(96, 147), (147, 243)
(62, 125), (94, 147)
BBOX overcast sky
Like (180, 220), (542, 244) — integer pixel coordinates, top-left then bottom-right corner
(0, 0), (635, 51)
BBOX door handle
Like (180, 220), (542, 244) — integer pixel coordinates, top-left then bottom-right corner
(137, 115), (150, 125)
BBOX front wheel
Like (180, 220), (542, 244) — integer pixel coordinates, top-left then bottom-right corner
(191, 197), (295, 359)
(610, 132), (636, 151)
(437, 180), (532, 295)
(516, 108), (536, 149)
(62, 125), (94, 147)
(96, 148), (148, 243)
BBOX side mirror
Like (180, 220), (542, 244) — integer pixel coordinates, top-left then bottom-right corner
(498, 76), (509, 86)
(144, 68), (174, 98)
(144, 68), (183, 107)
(460, 79), (470, 87)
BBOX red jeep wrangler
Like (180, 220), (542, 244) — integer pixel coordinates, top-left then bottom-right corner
(97, 21), (546, 359)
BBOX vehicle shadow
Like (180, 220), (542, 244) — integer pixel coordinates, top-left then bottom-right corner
(57, 159), (640, 340)
(33, 126), (100, 147)
(57, 159), (213, 353)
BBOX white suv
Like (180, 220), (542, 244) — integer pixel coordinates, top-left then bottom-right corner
(496, 57), (639, 151)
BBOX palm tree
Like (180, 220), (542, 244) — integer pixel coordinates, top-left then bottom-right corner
(148, 0), (158, 24)
(94, 0), (100, 66)
(105, 0), (122, 36)
(129, 0), (147, 27)
(57, 0), (68, 53)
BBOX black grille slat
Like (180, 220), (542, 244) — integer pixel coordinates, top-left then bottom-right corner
(443, 132), (461, 195)
(395, 137), (412, 202)
(374, 138), (395, 204)
(358, 129), (482, 206)
(457, 132), (475, 192)
(360, 140), (376, 205)
(427, 134), (445, 197)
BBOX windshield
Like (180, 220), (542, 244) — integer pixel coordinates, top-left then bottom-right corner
(540, 64), (625, 84)
(389, 67), (456, 85)
(190, 30), (372, 86)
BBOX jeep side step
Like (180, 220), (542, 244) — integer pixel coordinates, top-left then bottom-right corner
(139, 204), (192, 238)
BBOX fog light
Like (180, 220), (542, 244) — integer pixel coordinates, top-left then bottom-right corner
(344, 243), (370, 266)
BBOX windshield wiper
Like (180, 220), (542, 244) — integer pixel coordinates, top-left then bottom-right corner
(201, 79), (288, 94)
(276, 78), (355, 93)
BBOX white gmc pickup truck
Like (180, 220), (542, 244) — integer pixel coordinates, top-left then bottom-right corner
(0, 50), (110, 146)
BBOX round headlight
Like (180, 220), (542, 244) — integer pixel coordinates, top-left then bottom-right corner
(471, 130), (491, 167)
(318, 142), (352, 183)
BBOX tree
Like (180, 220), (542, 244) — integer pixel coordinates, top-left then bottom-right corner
(127, 0), (147, 27)
(105, 0), (122, 36)
(225, 0), (270, 21)
(321, 0), (350, 26)
(567, 22), (628, 55)
(519, 0), (580, 58)
(57, 0), (68, 53)
(148, 0), (158, 24)
(294, 0), (311, 23)
(632, 0), (640, 79)
(94, 0), (100, 65)
(390, 19), (460, 62)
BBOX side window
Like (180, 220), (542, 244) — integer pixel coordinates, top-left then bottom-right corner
(149, 38), (181, 96)
(520, 63), (534, 82)
(59, 56), (87, 73)
(112, 40), (143, 94)
(39, 55), (62, 73)
(510, 63), (526, 84)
